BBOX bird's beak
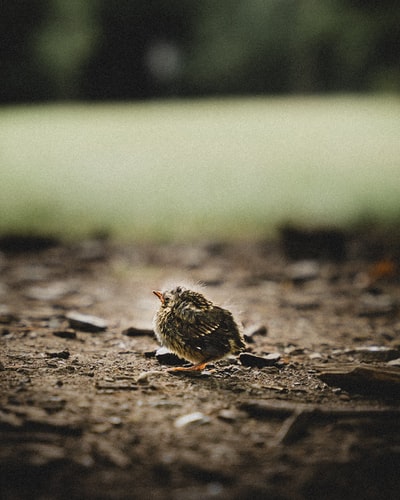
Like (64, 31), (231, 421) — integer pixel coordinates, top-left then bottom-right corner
(153, 290), (164, 304)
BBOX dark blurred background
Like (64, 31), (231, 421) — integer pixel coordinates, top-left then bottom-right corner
(1, 0), (399, 104)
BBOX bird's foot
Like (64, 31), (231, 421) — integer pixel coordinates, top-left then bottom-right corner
(167, 362), (208, 373)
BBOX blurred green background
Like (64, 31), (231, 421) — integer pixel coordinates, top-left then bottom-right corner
(1, 1), (399, 241)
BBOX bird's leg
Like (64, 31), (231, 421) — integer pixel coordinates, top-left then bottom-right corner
(168, 362), (208, 372)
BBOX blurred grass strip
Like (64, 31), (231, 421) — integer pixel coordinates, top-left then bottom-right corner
(1, 96), (399, 241)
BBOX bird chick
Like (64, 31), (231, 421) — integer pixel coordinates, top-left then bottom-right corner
(153, 286), (245, 371)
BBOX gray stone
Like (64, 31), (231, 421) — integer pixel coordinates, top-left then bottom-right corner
(66, 311), (108, 332)
(155, 347), (186, 366)
(239, 352), (281, 368)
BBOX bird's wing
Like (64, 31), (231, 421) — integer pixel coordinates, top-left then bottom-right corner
(174, 303), (226, 336)
(172, 302), (243, 360)
(182, 307), (233, 358)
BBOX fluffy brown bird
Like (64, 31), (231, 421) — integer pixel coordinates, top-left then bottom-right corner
(153, 286), (245, 371)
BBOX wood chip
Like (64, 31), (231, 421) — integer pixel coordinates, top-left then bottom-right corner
(317, 364), (400, 396)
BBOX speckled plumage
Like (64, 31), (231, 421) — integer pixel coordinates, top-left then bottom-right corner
(153, 286), (245, 371)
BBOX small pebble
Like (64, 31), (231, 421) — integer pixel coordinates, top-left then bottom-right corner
(46, 350), (70, 359)
(122, 326), (154, 337)
(53, 329), (77, 340)
(358, 293), (395, 317)
(174, 412), (210, 428)
(243, 325), (268, 343)
(265, 352), (282, 363)
(109, 416), (122, 426)
(136, 370), (165, 383)
(217, 409), (242, 422)
(387, 358), (400, 367)
(309, 352), (323, 360)
(239, 352), (281, 368)
(287, 260), (319, 283)
(155, 347), (186, 366)
(66, 312), (108, 332)
(0, 307), (18, 324)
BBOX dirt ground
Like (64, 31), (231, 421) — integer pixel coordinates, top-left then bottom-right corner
(1, 231), (399, 500)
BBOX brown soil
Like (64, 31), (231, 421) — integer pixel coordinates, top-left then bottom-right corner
(1, 235), (399, 500)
